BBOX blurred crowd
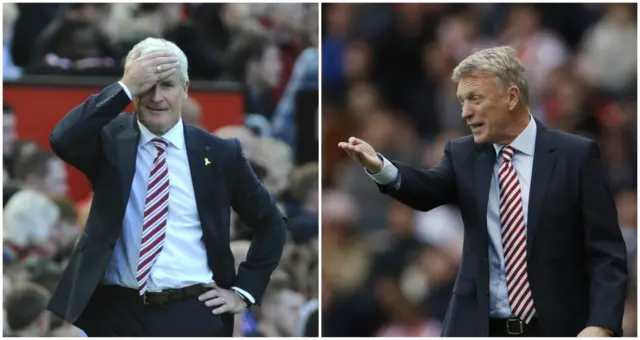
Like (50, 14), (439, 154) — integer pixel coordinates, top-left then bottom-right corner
(322, 3), (636, 337)
(3, 2), (318, 337)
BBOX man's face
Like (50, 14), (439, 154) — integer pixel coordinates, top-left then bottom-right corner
(3, 113), (16, 155)
(134, 64), (188, 135)
(269, 290), (304, 336)
(457, 75), (512, 144)
(43, 159), (68, 197)
(260, 46), (282, 88)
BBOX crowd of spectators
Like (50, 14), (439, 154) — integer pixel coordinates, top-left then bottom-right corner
(322, 3), (636, 337)
(3, 3), (318, 337)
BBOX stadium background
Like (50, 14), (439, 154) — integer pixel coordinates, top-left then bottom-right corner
(3, 3), (318, 337)
(321, 3), (637, 337)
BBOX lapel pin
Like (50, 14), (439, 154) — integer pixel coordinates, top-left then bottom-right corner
(204, 157), (211, 166)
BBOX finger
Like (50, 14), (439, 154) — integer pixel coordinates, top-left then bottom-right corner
(339, 143), (358, 153)
(212, 302), (232, 315)
(155, 68), (177, 81)
(348, 137), (363, 145)
(151, 56), (179, 67)
(198, 289), (221, 301)
(138, 50), (177, 61)
(204, 296), (226, 307)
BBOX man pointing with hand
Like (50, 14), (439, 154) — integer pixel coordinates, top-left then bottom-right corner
(339, 46), (627, 337)
(48, 38), (287, 337)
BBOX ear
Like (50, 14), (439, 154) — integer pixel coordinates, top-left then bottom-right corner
(183, 80), (190, 99)
(507, 85), (520, 111)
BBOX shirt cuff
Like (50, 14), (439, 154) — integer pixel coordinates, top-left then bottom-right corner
(231, 286), (255, 305)
(117, 81), (133, 100)
(364, 153), (399, 185)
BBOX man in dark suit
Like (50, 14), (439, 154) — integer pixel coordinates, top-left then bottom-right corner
(47, 37), (287, 336)
(339, 46), (627, 337)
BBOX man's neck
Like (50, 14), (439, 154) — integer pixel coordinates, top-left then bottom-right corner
(496, 110), (531, 146)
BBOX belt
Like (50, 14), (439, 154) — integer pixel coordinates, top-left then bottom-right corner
(100, 284), (209, 306)
(489, 317), (538, 336)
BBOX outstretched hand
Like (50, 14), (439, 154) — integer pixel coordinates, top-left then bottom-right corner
(338, 137), (383, 173)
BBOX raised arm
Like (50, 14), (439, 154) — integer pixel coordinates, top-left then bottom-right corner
(338, 137), (457, 212)
(49, 51), (179, 179)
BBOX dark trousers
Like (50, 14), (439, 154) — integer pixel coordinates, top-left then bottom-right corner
(75, 285), (226, 337)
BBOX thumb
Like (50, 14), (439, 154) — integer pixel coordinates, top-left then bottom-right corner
(348, 136), (364, 145)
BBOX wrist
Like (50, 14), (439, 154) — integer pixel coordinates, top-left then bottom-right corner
(365, 154), (384, 174)
(233, 290), (250, 308)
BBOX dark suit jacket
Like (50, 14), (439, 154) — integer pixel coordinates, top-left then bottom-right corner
(378, 121), (627, 337)
(47, 82), (287, 336)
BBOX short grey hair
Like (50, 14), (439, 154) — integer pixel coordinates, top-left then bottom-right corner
(125, 37), (189, 84)
(451, 46), (529, 107)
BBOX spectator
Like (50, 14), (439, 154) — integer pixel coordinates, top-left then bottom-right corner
(229, 34), (283, 121)
(114, 4), (182, 49)
(13, 148), (68, 198)
(5, 282), (51, 337)
(3, 3), (23, 80)
(3, 189), (60, 261)
(3, 102), (19, 176)
(247, 270), (305, 337)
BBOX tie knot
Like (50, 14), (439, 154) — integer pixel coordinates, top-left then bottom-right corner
(151, 138), (169, 152)
(502, 145), (516, 162)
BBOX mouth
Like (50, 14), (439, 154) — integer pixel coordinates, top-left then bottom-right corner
(146, 106), (168, 113)
(468, 123), (484, 131)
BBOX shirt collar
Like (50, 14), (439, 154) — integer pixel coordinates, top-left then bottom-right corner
(493, 114), (537, 157)
(137, 118), (185, 150)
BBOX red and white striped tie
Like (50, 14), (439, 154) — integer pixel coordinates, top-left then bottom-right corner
(136, 137), (170, 295)
(499, 145), (536, 323)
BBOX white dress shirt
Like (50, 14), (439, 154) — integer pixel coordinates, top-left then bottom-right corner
(367, 116), (537, 318)
(103, 82), (254, 303)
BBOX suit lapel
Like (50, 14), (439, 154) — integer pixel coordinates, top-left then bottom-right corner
(526, 122), (556, 258)
(115, 116), (140, 205)
(184, 126), (220, 238)
(475, 145), (495, 247)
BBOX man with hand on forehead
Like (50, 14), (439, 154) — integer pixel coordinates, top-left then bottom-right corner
(47, 37), (287, 337)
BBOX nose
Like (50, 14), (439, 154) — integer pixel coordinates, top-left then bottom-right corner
(151, 85), (163, 102)
(461, 102), (473, 120)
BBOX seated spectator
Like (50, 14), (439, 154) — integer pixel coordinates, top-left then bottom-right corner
(3, 189), (60, 261)
(229, 34), (283, 121)
(115, 4), (182, 49)
(13, 148), (68, 198)
(49, 196), (82, 262)
(26, 19), (120, 76)
(3, 3), (22, 80)
(4, 103), (19, 177)
(5, 281), (51, 337)
(247, 270), (305, 337)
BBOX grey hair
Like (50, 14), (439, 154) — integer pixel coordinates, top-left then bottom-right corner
(124, 37), (189, 84)
(451, 46), (529, 107)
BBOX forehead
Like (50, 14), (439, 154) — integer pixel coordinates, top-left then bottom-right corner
(456, 75), (500, 97)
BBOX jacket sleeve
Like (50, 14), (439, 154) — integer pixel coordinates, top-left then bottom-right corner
(580, 141), (628, 336)
(378, 140), (458, 211)
(49, 82), (131, 180)
(228, 139), (287, 304)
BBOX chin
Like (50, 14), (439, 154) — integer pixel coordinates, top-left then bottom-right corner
(472, 133), (488, 145)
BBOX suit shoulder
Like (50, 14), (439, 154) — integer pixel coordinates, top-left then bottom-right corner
(448, 135), (477, 153)
(548, 129), (596, 151)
